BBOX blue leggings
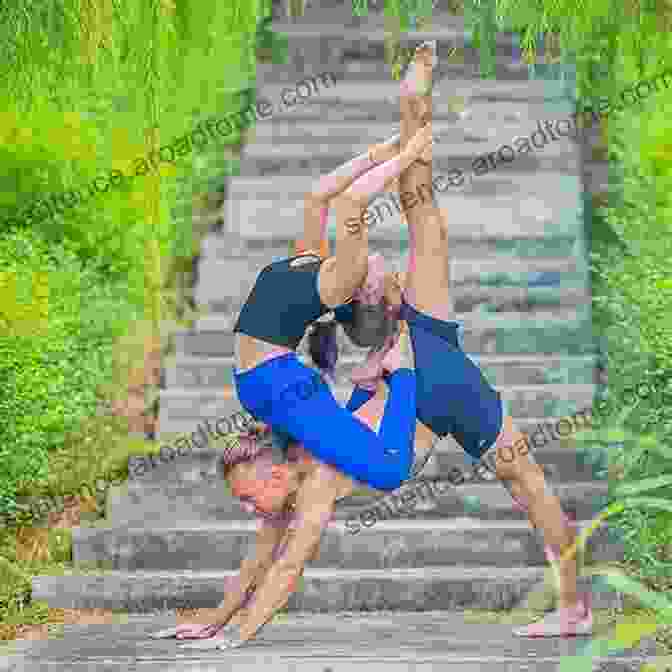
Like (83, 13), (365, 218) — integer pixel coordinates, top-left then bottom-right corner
(234, 353), (417, 491)
(347, 300), (503, 461)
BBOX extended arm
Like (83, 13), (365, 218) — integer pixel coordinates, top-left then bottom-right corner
(300, 135), (401, 256)
(234, 466), (341, 642)
(212, 516), (290, 625)
(319, 128), (430, 307)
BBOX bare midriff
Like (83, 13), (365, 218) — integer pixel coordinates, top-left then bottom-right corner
(234, 333), (294, 374)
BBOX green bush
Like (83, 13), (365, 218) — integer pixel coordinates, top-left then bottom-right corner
(0, 228), (136, 518)
(0, 557), (31, 614)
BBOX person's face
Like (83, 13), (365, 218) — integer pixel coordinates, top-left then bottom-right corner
(228, 456), (298, 518)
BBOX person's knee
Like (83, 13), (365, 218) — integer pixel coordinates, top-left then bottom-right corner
(493, 438), (541, 483)
(496, 448), (546, 497)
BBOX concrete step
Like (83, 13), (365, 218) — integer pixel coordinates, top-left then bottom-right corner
(221, 176), (585, 242)
(314, 58), (533, 82)
(238, 149), (578, 179)
(31, 566), (622, 613)
(223, 170), (582, 207)
(170, 318), (596, 359)
(257, 23), (527, 76)
(203, 231), (580, 260)
(244, 128), (577, 164)
(271, 22), (521, 49)
(256, 78), (576, 127)
(6, 612), (656, 672)
(121, 434), (607, 488)
(107, 475), (609, 527)
(197, 255), (582, 297)
(72, 519), (622, 572)
(166, 354), (598, 389)
(158, 383), (595, 422)
(201, 288), (589, 324)
(154, 411), (582, 444)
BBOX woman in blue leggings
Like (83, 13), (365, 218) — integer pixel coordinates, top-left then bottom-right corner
(232, 122), (433, 492)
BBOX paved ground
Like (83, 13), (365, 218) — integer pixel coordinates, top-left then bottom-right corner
(0, 612), (659, 671)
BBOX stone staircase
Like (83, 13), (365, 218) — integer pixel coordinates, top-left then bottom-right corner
(32, 5), (625, 618)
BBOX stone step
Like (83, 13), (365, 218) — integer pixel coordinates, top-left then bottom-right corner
(205, 286), (588, 319)
(221, 175), (585, 242)
(244, 127), (577, 165)
(7, 612), (656, 672)
(170, 318), (596, 359)
(197, 255), (581, 297)
(166, 353), (598, 389)
(157, 411), (577, 439)
(196, 289), (586, 325)
(337, 479), (610, 516)
(309, 58), (533, 83)
(259, 23), (526, 76)
(222, 170), (582, 206)
(238, 149), (578, 179)
(158, 383), (595, 422)
(72, 519), (621, 572)
(154, 412), (579, 445)
(256, 78), (576, 127)
(271, 22), (521, 49)
(31, 566), (621, 613)
(107, 476), (609, 527)
(117, 434), (606, 490)
(204, 231), (581, 261)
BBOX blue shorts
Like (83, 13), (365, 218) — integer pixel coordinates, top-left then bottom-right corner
(347, 300), (503, 461)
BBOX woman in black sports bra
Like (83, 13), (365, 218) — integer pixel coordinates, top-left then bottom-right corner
(232, 123), (433, 493)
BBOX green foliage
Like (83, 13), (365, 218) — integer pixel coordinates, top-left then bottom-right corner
(0, 557), (31, 614)
(0, 0), (273, 517)
(0, 229), (136, 517)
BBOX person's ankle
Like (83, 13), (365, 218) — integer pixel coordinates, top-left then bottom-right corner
(558, 598), (584, 614)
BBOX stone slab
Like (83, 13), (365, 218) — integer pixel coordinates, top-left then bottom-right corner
(196, 256), (581, 296)
(73, 519), (622, 571)
(158, 383), (596, 421)
(199, 288), (589, 324)
(166, 353), (598, 388)
(2, 612), (657, 672)
(107, 478), (610, 527)
(171, 317), (596, 358)
(221, 182), (585, 242)
(31, 567), (623, 612)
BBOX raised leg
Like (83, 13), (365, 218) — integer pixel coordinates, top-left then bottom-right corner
(398, 42), (452, 321)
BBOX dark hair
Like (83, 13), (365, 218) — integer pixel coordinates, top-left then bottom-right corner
(308, 319), (339, 377)
(340, 300), (396, 349)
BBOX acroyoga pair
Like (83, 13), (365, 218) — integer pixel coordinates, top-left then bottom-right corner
(153, 42), (592, 649)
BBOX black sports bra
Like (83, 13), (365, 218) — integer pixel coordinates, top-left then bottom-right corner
(233, 254), (332, 349)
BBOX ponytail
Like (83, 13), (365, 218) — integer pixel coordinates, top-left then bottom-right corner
(308, 319), (339, 379)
